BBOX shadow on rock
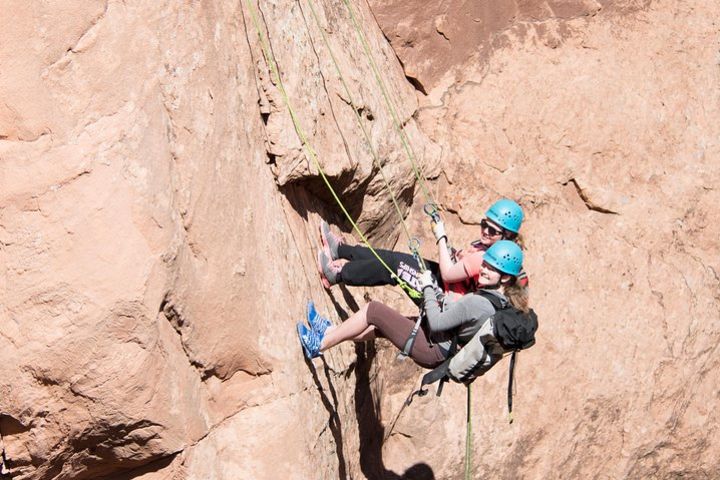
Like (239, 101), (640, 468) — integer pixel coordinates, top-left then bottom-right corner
(354, 342), (436, 480)
(301, 351), (348, 480)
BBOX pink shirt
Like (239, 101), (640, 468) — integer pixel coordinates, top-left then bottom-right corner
(443, 243), (487, 298)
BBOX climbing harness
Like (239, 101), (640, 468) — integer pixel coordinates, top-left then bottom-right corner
(396, 237), (429, 360)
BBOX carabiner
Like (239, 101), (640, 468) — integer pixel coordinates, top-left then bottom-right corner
(423, 203), (441, 223)
(408, 236), (421, 256)
(408, 236), (426, 271)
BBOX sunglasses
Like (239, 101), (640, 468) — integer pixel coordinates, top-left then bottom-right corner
(480, 219), (505, 237)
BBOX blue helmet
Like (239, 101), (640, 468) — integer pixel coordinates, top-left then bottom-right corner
(486, 199), (524, 234)
(483, 240), (523, 276)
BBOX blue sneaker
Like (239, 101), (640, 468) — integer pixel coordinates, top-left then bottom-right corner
(297, 322), (322, 359)
(307, 301), (332, 337)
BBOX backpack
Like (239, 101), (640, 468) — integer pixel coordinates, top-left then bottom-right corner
(412, 291), (538, 422)
(476, 291), (537, 352)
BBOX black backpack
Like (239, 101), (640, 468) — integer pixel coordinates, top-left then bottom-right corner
(477, 291), (537, 422)
(476, 291), (537, 351)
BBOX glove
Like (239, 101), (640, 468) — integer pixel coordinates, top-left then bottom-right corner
(418, 269), (435, 291)
(431, 221), (447, 243)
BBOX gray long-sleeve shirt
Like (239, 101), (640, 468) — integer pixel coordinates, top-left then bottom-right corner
(422, 286), (507, 354)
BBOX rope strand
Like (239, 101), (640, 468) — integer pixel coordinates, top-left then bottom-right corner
(303, 0), (414, 245)
(340, 0), (438, 208)
(244, 0), (422, 297)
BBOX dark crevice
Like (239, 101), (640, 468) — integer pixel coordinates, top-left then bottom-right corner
(354, 342), (436, 480)
(405, 75), (427, 95)
(392, 49), (427, 96)
(266, 151), (277, 165)
(563, 178), (619, 215)
(357, 106), (375, 121)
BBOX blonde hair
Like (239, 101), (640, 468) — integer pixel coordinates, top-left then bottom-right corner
(504, 280), (530, 313)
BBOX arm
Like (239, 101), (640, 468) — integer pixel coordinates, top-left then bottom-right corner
(421, 287), (473, 333)
(436, 237), (471, 284)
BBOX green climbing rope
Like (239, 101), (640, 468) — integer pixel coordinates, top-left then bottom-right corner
(339, 0), (438, 209)
(465, 384), (473, 479)
(244, 0), (422, 297)
(303, 0), (416, 253)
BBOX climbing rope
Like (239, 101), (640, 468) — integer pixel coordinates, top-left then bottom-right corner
(303, 0), (415, 247)
(244, 0), (423, 298)
(465, 384), (473, 479)
(339, 0), (439, 209)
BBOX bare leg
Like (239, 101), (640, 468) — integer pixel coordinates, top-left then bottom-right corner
(351, 326), (376, 342)
(320, 303), (370, 351)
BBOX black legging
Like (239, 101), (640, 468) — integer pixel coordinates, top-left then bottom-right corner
(337, 244), (442, 293)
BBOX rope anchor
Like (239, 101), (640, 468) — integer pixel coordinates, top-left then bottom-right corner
(423, 202), (441, 223)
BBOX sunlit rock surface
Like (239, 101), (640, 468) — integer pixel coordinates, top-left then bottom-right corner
(1, 0), (718, 478)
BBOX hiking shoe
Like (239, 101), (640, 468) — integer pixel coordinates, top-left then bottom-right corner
(320, 220), (344, 260)
(297, 322), (322, 359)
(307, 300), (332, 337)
(317, 250), (342, 289)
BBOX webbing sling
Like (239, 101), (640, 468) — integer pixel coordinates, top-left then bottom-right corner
(465, 384), (473, 480)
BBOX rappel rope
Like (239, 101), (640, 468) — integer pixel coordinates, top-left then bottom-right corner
(247, 2), (480, 476)
(244, 0), (422, 299)
(304, 0), (415, 248)
(307, 0), (450, 363)
(339, 0), (438, 209)
(465, 384), (473, 480)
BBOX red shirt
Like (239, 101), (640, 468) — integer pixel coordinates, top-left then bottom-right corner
(443, 242), (488, 299)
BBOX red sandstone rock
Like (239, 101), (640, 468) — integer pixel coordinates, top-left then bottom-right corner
(1, 0), (718, 479)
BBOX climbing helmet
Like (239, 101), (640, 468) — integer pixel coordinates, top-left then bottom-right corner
(485, 199), (523, 234)
(483, 240), (523, 276)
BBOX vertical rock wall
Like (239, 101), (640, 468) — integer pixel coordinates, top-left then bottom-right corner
(370, 0), (720, 478)
(1, 0), (436, 478)
(2, 0), (719, 479)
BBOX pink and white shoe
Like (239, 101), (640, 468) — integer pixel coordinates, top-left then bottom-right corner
(317, 250), (342, 289)
(320, 220), (344, 261)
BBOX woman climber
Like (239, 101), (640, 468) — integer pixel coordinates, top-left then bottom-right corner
(298, 240), (528, 370)
(317, 199), (525, 300)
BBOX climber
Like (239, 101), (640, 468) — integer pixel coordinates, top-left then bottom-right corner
(317, 199), (525, 300)
(298, 240), (528, 370)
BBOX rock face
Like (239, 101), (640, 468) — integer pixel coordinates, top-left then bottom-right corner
(370, 0), (720, 478)
(1, 0), (718, 479)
